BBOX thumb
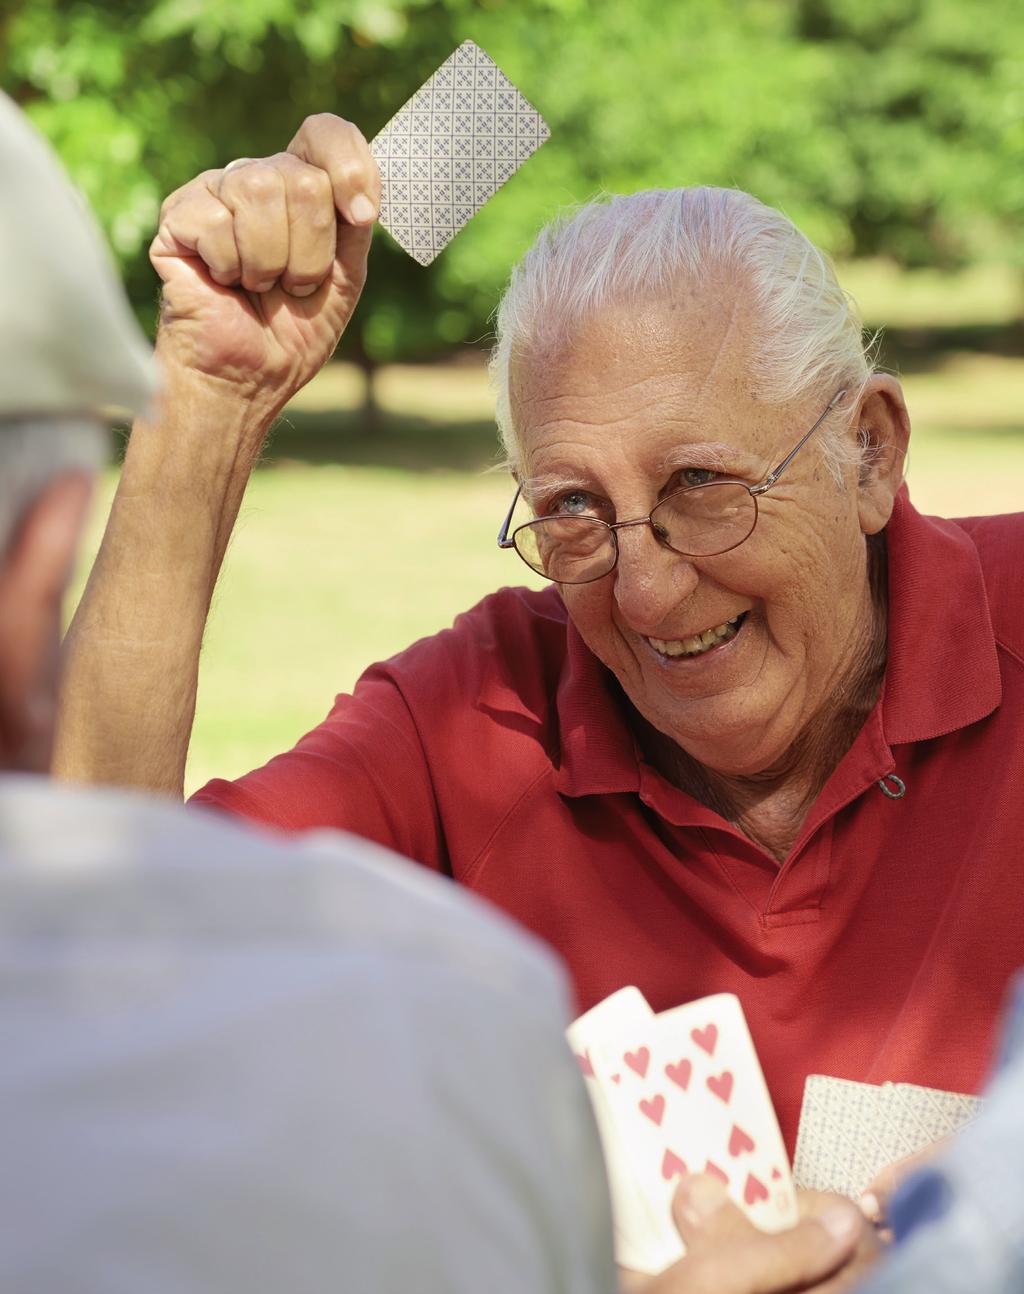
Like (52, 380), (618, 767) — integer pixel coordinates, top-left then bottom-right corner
(661, 1176), (862, 1294)
(728, 1206), (863, 1293)
(326, 218), (373, 331)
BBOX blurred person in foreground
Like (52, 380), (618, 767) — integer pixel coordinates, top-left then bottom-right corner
(57, 111), (1024, 1190)
(0, 90), (631, 1294)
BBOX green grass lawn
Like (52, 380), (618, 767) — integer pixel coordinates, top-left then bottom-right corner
(72, 350), (1023, 797)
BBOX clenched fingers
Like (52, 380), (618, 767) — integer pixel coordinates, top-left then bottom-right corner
(154, 151), (345, 297)
(155, 174), (241, 286)
(214, 155), (339, 295)
(287, 113), (380, 228)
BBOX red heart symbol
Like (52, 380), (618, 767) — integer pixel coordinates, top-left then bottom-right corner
(639, 1094), (666, 1126)
(624, 1047), (650, 1078)
(691, 1024), (718, 1055)
(771, 1167), (782, 1181)
(707, 1070), (734, 1104)
(661, 1149), (688, 1181)
(744, 1172), (769, 1207)
(728, 1124), (755, 1157)
(665, 1058), (692, 1090)
(575, 1050), (595, 1078)
(610, 1073), (621, 1085)
(704, 1160), (729, 1185)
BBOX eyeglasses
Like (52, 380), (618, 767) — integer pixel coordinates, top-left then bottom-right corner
(497, 389), (847, 585)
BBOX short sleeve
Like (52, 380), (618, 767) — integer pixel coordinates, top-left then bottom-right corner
(190, 663), (446, 872)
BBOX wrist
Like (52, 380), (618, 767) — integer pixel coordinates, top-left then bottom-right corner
(126, 356), (283, 487)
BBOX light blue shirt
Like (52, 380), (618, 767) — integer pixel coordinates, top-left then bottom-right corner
(0, 776), (615, 1294)
(861, 973), (1024, 1292)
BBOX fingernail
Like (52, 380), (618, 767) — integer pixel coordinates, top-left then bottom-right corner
(818, 1203), (861, 1245)
(859, 1191), (881, 1223)
(250, 279), (277, 294)
(349, 193), (376, 224)
(679, 1174), (728, 1225)
(290, 283), (319, 298)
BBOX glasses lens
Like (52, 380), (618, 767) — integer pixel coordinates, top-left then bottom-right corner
(514, 516), (615, 584)
(651, 482), (756, 556)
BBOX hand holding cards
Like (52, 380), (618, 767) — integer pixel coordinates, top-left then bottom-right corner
(568, 988), (797, 1275)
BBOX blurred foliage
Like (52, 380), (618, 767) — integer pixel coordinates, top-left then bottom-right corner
(3, 0), (1022, 364)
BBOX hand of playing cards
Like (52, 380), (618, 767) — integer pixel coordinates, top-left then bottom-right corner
(794, 1073), (983, 1202)
(568, 988), (798, 1276)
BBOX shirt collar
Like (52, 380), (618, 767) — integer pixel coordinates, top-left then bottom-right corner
(554, 487), (1002, 798)
(881, 487), (1001, 744)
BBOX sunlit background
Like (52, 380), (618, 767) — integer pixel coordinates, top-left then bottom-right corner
(4, 0), (1021, 793)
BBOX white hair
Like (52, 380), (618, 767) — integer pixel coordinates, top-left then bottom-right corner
(0, 416), (107, 553)
(490, 187), (875, 484)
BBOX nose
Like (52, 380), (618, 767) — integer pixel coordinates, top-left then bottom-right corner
(611, 522), (699, 633)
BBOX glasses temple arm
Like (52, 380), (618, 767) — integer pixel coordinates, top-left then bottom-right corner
(497, 483), (523, 547)
(750, 388), (848, 496)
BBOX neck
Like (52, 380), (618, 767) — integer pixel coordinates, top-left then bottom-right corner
(643, 533), (889, 862)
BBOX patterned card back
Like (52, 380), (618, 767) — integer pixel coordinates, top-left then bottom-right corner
(370, 40), (550, 266)
(793, 1074), (983, 1199)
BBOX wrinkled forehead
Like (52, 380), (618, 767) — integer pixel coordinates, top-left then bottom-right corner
(509, 283), (770, 469)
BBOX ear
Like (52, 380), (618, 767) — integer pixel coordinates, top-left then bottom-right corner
(0, 471), (94, 772)
(853, 375), (911, 536)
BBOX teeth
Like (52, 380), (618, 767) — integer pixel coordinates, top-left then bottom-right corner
(649, 615), (743, 659)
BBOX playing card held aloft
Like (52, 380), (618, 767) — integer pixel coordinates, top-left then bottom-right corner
(370, 40), (550, 266)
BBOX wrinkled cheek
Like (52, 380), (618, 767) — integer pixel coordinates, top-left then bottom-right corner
(562, 584), (626, 666)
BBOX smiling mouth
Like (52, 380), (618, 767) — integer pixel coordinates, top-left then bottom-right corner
(647, 613), (747, 659)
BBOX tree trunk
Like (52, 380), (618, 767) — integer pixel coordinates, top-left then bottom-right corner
(353, 346), (381, 436)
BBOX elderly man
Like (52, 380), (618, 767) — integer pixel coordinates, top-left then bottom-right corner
(60, 113), (1022, 1202)
(0, 93), (632, 1294)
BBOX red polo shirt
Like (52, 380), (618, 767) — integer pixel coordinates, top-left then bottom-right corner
(193, 491), (1024, 1152)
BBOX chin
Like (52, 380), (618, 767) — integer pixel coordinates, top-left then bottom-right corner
(641, 695), (795, 776)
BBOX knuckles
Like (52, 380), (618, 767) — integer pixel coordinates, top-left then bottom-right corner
(332, 160), (368, 193)
(289, 168), (333, 207)
(204, 203), (233, 231)
(224, 163), (285, 202)
(300, 112), (358, 139)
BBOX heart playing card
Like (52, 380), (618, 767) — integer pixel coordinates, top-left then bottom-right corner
(567, 988), (676, 1274)
(569, 989), (797, 1275)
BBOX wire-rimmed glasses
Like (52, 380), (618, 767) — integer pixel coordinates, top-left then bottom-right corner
(497, 389), (847, 585)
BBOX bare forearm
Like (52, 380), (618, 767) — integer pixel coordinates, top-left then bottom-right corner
(55, 115), (377, 794)
(54, 366), (281, 796)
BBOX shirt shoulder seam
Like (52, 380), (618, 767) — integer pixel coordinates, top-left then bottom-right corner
(461, 764), (555, 888)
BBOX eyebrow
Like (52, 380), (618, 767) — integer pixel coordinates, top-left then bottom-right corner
(658, 441), (743, 473)
(521, 441), (746, 506)
(519, 471), (586, 507)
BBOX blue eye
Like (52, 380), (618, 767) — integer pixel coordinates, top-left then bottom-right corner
(681, 468), (719, 488)
(552, 490), (595, 515)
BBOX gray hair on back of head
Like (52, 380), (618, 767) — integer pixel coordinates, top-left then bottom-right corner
(490, 187), (875, 484)
(0, 416), (107, 554)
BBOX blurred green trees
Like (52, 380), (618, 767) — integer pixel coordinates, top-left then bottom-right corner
(3, 0), (1022, 368)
